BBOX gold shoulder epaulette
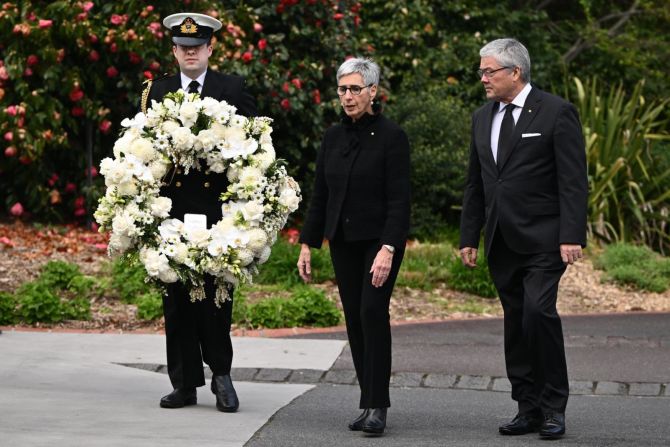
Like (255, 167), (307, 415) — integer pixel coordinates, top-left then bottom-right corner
(141, 79), (153, 114)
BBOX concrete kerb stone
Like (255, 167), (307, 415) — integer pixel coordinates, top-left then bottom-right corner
(120, 364), (669, 397)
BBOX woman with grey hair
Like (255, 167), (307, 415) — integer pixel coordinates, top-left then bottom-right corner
(297, 57), (411, 436)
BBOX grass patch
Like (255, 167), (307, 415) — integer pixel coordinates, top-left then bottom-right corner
(594, 243), (670, 293)
(397, 242), (453, 290)
(446, 254), (498, 298)
(255, 237), (335, 285)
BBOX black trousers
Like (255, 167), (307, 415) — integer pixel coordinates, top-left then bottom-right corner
(487, 230), (569, 414)
(163, 275), (234, 389)
(329, 236), (404, 409)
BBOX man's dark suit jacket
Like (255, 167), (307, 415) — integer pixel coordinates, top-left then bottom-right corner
(299, 111), (411, 250)
(459, 86), (588, 256)
(146, 70), (257, 225)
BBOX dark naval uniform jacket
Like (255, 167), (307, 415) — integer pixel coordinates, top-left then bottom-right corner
(145, 70), (257, 225)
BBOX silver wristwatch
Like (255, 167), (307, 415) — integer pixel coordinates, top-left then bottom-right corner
(382, 244), (395, 254)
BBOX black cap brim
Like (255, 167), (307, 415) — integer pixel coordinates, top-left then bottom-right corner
(172, 36), (209, 46)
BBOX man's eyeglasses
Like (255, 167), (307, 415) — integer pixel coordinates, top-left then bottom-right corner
(337, 84), (372, 96)
(477, 66), (512, 79)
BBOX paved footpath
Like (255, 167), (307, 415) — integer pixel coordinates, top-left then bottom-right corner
(1, 313), (669, 446)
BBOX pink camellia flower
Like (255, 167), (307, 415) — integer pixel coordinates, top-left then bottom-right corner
(106, 66), (118, 78)
(143, 70), (153, 79)
(129, 52), (141, 64)
(312, 89), (321, 105)
(27, 12), (36, 21)
(74, 207), (86, 217)
(23, 68), (33, 77)
(99, 120), (112, 134)
(149, 61), (160, 71)
(71, 106), (85, 117)
(234, 38), (242, 47)
(5, 106), (17, 116)
(258, 38), (267, 50)
(76, 12), (87, 21)
(74, 196), (86, 209)
(89, 33), (98, 43)
(88, 50), (100, 62)
(64, 182), (76, 193)
(69, 87), (84, 102)
(3, 131), (12, 141)
(17, 117), (24, 128)
(253, 23), (263, 33)
(242, 51), (253, 63)
(4, 146), (17, 157)
(10, 202), (24, 217)
(146, 5), (154, 12)
(280, 98), (290, 111)
(291, 78), (302, 89)
(110, 14), (123, 25)
(333, 13), (345, 20)
(109, 43), (118, 53)
(39, 19), (53, 29)
(48, 173), (59, 187)
(86, 166), (98, 178)
(27, 54), (39, 66)
(0, 66), (8, 80)
(56, 49), (65, 63)
(82, 1), (94, 12)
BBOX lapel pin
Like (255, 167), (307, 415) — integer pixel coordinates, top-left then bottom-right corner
(528, 109), (532, 113)
(371, 132), (375, 135)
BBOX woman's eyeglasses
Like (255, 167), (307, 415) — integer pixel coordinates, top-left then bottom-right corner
(337, 84), (372, 96)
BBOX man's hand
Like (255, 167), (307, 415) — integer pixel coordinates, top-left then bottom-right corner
(560, 244), (583, 265)
(370, 248), (393, 288)
(297, 243), (312, 283)
(460, 247), (478, 268)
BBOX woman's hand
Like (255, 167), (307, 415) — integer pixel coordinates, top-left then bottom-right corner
(297, 243), (312, 283)
(370, 247), (393, 288)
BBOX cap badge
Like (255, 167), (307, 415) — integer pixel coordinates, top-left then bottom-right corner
(180, 17), (198, 34)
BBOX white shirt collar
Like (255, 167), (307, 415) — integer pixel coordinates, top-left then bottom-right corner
(499, 82), (532, 112)
(180, 70), (207, 92)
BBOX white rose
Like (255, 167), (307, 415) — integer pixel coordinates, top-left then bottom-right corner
(158, 219), (185, 244)
(186, 228), (210, 248)
(112, 211), (136, 237)
(172, 242), (189, 263)
(254, 150), (275, 171)
(128, 138), (156, 163)
(161, 120), (180, 134)
(226, 166), (241, 182)
(108, 233), (132, 254)
(158, 267), (179, 283)
(117, 180), (138, 196)
(140, 248), (169, 278)
(196, 128), (218, 151)
(278, 187), (300, 212)
(242, 200), (265, 223)
(113, 131), (136, 158)
(179, 101), (198, 128)
(105, 160), (131, 186)
(149, 196), (172, 218)
(149, 159), (170, 179)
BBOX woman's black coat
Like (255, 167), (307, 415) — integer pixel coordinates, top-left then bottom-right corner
(300, 110), (411, 249)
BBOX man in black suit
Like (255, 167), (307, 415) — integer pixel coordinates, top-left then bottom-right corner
(460, 38), (587, 439)
(143, 12), (257, 413)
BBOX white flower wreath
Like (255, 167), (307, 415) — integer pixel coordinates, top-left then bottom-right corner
(94, 90), (301, 306)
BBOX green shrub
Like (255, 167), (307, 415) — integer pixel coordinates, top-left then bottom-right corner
(594, 243), (670, 293)
(61, 297), (91, 321)
(39, 261), (81, 289)
(447, 254), (498, 299)
(108, 255), (158, 303)
(16, 282), (64, 324)
(256, 238), (335, 286)
(135, 292), (164, 321)
(238, 285), (341, 329)
(67, 275), (96, 296)
(397, 242), (453, 290)
(0, 292), (18, 325)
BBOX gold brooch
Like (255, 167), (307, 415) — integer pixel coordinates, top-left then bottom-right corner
(180, 17), (198, 34)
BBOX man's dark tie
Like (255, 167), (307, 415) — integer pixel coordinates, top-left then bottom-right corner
(188, 80), (200, 94)
(497, 103), (516, 165)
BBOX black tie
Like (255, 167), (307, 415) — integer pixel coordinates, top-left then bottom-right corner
(497, 103), (516, 165)
(188, 80), (200, 94)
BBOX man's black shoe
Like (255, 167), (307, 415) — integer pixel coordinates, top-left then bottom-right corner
(539, 412), (566, 439)
(159, 387), (197, 408)
(348, 409), (370, 431)
(211, 374), (239, 412)
(362, 408), (387, 436)
(499, 413), (543, 435)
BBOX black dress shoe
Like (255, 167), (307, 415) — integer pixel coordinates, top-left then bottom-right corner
(499, 413), (543, 435)
(348, 409), (370, 431)
(362, 408), (387, 436)
(159, 387), (197, 408)
(539, 412), (565, 439)
(211, 374), (239, 412)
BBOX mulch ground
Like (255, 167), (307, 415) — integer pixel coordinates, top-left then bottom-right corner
(1, 221), (668, 333)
